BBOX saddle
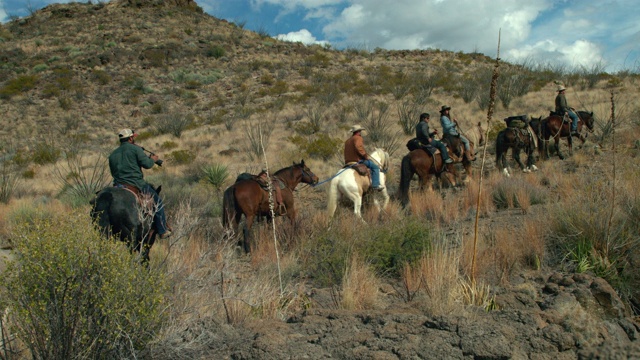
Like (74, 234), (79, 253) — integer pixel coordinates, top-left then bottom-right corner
(114, 183), (155, 215)
(407, 138), (442, 155)
(344, 162), (370, 176)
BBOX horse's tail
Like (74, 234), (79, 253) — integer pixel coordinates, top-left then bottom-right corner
(399, 154), (414, 208)
(222, 186), (236, 229)
(495, 130), (505, 168)
(327, 175), (340, 218)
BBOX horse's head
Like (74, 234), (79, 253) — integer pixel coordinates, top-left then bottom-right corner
(371, 148), (390, 172)
(297, 159), (319, 185)
(579, 111), (595, 132)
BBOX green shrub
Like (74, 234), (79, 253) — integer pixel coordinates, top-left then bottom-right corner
(206, 45), (226, 58)
(160, 140), (179, 150)
(169, 149), (196, 165)
(32, 63), (48, 73)
(91, 69), (111, 85)
(4, 211), (167, 359)
(0, 74), (38, 99)
(32, 141), (61, 165)
(289, 133), (342, 161)
(201, 163), (229, 190)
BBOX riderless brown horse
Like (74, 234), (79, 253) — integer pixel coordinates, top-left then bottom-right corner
(222, 160), (318, 253)
(541, 110), (595, 159)
(398, 149), (457, 209)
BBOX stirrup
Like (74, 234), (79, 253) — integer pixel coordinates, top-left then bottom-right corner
(277, 203), (287, 215)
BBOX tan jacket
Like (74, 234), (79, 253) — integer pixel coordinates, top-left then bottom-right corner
(344, 134), (367, 164)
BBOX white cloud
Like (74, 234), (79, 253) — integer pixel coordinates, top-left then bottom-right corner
(275, 29), (329, 46)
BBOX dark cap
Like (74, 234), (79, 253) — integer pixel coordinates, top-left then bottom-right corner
(420, 113), (430, 120)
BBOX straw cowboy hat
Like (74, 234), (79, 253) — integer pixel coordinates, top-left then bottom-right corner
(350, 124), (365, 133)
(557, 85), (566, 92)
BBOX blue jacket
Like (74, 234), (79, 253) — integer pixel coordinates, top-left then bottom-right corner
(440, 115), (459, 136)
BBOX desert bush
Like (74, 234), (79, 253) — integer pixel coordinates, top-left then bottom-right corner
(32, 63), (48, 73)
(201, 163), (229, 190)
(289, 133), (342, 161)
(53, 152), (110, 204)
(3, 211), (167, 359)
(0, 74), (38, 99)
(205, 44), (226, 58)
(31, 140), (60, 165)
(155, 113), (195, 138)
(91, 69), (111, 85)
(169, 149), (197, 165)
(0, 160), (20, 203)
(397, 99), (421, 135)
(244, 118), (274, 159)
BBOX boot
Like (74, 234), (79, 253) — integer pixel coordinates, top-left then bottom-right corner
(444, 157), (453, 164)
(465, 150), (476, 161)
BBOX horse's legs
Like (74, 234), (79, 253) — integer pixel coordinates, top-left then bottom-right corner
(242, 215), (255, 253)
(462, 160), (472, 183)
(555, 138), (564, 160)
(514, 148), (527, 171)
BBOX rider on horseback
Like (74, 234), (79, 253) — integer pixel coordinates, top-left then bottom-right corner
(344, 124), (384, 191)
(439, 105), (475, 161)
(555, 85), (579, 136)
(109, 129), (171, 239)
(416, 113), (453, 164)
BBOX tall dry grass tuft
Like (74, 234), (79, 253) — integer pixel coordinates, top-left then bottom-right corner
(404, 240), (462, 315)
(460, 179), (495, 217)
(340, 253), (381, 310)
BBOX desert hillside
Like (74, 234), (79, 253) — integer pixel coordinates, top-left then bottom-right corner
(1, 0), (639, 358)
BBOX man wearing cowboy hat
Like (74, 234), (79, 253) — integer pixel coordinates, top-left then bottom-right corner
(416, 113), (453, 164)
(555, 85), (579, 136)
(109, 128), (171, 239)
(344, 124), (384, 191)
(439, 105), (475, 161)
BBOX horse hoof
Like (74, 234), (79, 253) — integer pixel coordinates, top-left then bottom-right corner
(531, 165), (539, 171)
(523, 168), (531, 173)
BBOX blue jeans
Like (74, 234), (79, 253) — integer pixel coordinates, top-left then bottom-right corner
(567, 110), (579, 131)
(362, 159), (381, 188)
(429, 140), (451, 161)
(141, 184), (169, 235)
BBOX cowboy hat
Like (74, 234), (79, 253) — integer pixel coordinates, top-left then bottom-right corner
(118, 128), (138, 139)
(557, 85), (566, 92)
(349, 124), (365, 133)
(440, 105), (451, 112)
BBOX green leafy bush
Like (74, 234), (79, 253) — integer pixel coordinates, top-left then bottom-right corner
(3, 211), (167, 359)
(289, 133), (341, 161)
(206, 45), (226, 58)
(32, 141), (61, 165)
(0, 74), (38, 99)
(169, 149), (196, 165)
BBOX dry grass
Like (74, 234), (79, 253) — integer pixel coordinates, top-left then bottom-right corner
(340, 253), (382, 310)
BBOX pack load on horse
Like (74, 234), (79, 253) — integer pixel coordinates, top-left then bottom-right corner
(90, 129), (169, 264)
(540, 109), (595, 160)
(222, 160), (318, 253)
(496, 115), (541, 177)
(327, 148), (390, 219)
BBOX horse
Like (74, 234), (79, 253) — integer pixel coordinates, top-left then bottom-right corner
(398, 148), (458, 209)
(440, 121), (485, 183)
(495, 125), (539, 177)
(222, 160), (319, 253)
(326, 148), (390, 220)
(90, 185), (161, 264)
(541, 110), (595, 159)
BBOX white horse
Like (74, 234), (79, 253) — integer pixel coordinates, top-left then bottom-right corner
(327, 148), (390, 219)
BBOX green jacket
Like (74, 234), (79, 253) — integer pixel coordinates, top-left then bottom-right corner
(108, 142), (155, 190)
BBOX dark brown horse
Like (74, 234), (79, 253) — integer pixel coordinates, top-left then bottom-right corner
(495, 126), (539, 177)
(222, 160), (318, 253)
(440, 122), (485, 183)
(399, 149), (457, 208)
(541, 110), (595, 159)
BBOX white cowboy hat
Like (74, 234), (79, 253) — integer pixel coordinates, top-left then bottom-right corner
(557, 85), (566, 92)
(350, 124), (365, 133)
(118, 128), (138, 139)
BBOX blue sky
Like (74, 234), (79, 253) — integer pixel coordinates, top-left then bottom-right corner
(2, 0), (639, 73)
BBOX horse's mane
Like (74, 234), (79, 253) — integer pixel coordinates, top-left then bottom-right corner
(274, 162), (303, 176)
